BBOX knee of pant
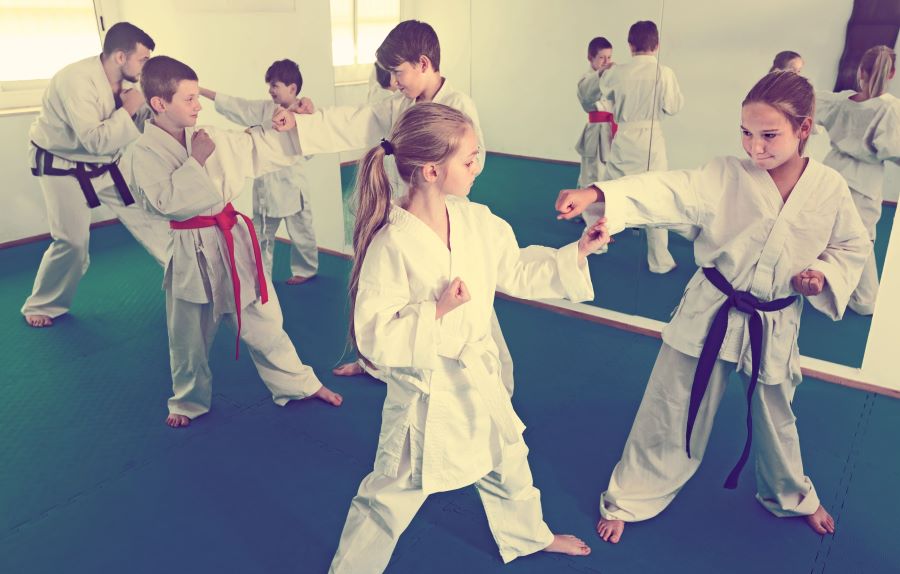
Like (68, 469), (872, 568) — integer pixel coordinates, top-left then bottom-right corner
(56, 236), (90, 260)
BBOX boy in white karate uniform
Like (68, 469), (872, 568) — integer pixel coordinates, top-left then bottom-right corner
(585, 20), (683, 273)
(22, 22), (172, 328)
(558, 71), (870, 543)
(199, 59), (319, 285)
(816, 45), (900, 315)
(329, 103), (608, 573)
(274, 20), (515, 396)
(576, 37), (616, 231)
(127, 56), (342, 427)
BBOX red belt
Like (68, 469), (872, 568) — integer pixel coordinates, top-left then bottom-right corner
(170, 202), (268, 359)
(588, 111), (618, 138)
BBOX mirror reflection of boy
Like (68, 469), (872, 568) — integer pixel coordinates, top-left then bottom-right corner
(586, 21), (684, 274)
(199, 59), (319, 285)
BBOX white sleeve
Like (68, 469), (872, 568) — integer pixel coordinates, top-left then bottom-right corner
(294, 97), (396, 155)
(597, 166), (704, 236)
(490, 211), (594, 302)
(661, 68), (684, 116)
(62, 79), (140, 155)
(806, 188), (872, 319)
(872, 103), (900, 164)
(215, 94), (272, 127)
(354, 236), (441, 370)
(577, 71), (602, 113)
(133, 152), (222, 220)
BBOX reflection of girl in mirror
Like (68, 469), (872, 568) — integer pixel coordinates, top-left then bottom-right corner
(329, 103), (608, 572)
(556, 71), (870, 543)
(816, 45), (899, 315)
(769, 50), (804, 73)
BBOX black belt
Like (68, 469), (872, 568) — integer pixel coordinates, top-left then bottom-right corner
(31, 143), (134, 209)
(687, 267), (797, 489)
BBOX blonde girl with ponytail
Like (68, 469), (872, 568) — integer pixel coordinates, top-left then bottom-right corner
(817, 45), (900, 315)
(329, 102), (609, 573)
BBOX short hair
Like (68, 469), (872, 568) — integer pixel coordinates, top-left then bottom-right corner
(376, 20), (440, 72)
(102, 22), (155, 56)
(627, 21), (659, 52)
(265, 59), (303, 93)
(141, 56), (198, 106)
(743, 71), (815, 153)
(588, 37), (613, 59)
(769, 50), (802, 73)
(375, 63), (392, 89)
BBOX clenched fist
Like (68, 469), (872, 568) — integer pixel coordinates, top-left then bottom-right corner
(190, 129), (216, 165)
(436, 277), (470, 319)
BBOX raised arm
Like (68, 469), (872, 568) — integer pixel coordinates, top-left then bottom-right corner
(212, 92), (274, 127)
(64, 83), (141, 156)
(489, 209), (595, 303)
(131, 138), (222, 220)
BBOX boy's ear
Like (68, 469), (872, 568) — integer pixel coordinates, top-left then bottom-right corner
(418, 54), (432, 72)
(149, 95), (166, 114)
(288, 83), (298, 97)
(798, 116), (813, 139)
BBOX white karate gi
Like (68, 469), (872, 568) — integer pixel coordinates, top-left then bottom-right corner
(592, 55), (684, 273)
(329, 197), (594, 572)
(576, 68), (613, 188)
(128, 122), (322, 418)
(576, 68), (613, 231)
(294, 80), (515, 395)
(816, 91), (900, 314)
(593, 156), (869, 522)
(22, 55), (171, 319)
(214, 93), (318, 279)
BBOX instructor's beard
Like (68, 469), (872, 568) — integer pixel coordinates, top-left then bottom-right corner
(122, 71), (139, 83)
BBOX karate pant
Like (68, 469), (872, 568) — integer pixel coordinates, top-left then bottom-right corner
(600, 343), (820, 522)
(22, 174), (171, 318)
(848, 190), (880, 315)
(165, 280), (322, 418)
(329, 437), (554, 573)
(645, 228), (676, 274)
(254, 205), (318, 280)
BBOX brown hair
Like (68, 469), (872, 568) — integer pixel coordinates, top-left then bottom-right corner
(141, 56), (198, 109)
(376, 20), (441, 72)
(769, 50), (802, 73)
(588, 37), (613, 59)
(102, 21), (155, 55)
(628, 21), (658, 52)
(858, 45), (896, 98)
(348, 103), (473, 361)
(743, 71), (815, 154)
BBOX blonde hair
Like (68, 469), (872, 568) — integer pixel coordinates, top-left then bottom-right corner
(347, 103), (474, 361)
(743, 71), (815, 154)
(858, 45), (896, 98)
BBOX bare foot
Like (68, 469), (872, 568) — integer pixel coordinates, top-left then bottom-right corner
(285, 275), (313, 285)
(312, 385), (343, 407)
(332, 362), (364, 376)
(805, 505), (835, 535)
(25, 314), (53, 328)
(596, 518), (624, 544)
(166, 413), (191, 428)
(543, 534), (591, 556)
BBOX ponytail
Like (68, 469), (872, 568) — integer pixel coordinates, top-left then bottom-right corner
(858, 45), (896, 98)
(347, 144), (393, 363)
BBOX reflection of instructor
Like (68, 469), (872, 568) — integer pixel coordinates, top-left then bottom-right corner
(23, 22), (171, 328)
(588, 20), (684, 274)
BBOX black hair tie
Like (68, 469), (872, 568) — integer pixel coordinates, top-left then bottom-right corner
(380, 138), (394, 156)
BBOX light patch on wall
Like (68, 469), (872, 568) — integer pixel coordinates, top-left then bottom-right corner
(177, 0), (295, 13)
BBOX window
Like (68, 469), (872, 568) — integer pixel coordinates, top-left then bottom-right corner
(330, 0), (399, 84)
(0, 0), (102, 110)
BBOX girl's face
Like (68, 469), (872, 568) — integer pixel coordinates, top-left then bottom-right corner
(740, 102), (809, 170)
(437, 126), (480, 197)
